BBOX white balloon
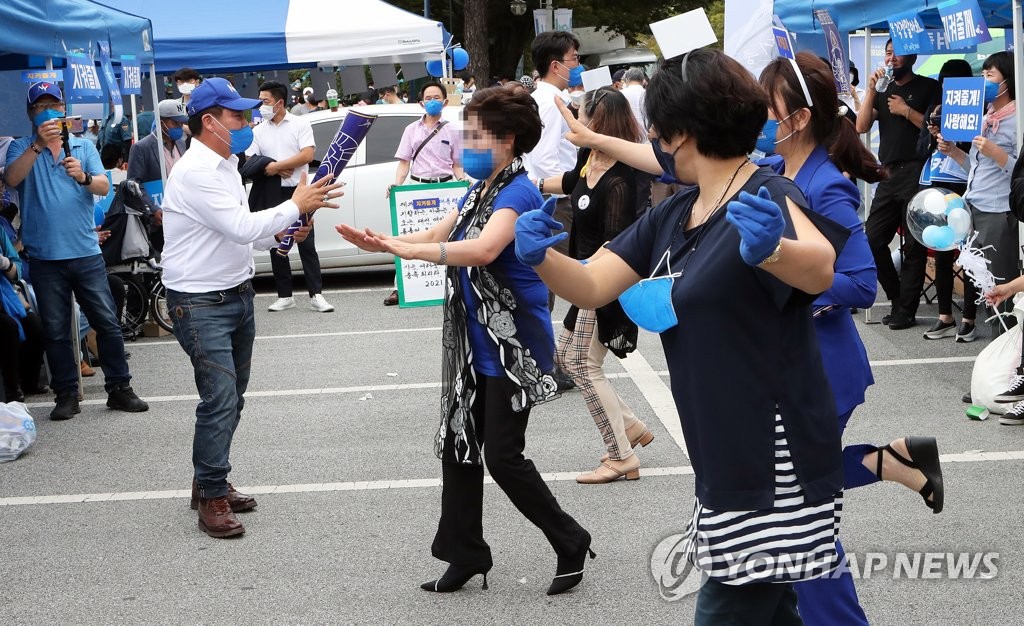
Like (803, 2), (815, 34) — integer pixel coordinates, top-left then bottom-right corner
(948, 207), (972, 239)
(923, 190), (947, 215)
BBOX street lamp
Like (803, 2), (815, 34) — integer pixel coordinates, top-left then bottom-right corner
(510, 0), (526, 16)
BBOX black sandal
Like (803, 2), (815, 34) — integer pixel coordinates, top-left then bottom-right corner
(875, 436), (944, 514)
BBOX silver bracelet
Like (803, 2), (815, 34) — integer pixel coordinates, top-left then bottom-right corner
(438, 242), (448, 265)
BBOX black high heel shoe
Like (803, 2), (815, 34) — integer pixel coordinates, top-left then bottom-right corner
(875, 436), (944, 514)
(547, 533), (596, 596)
(420, 564), (491, 593)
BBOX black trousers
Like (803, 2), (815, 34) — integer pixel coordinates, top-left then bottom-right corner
(695, 579), (802, 626)
(431, 375), (588, 568)
(865, 161), (927, 315)
(0, 309), (45, 396)
(270, 187), (323, 298)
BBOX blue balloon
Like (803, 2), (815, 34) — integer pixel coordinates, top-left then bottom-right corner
(452, 48), (470, 71)
(922, 224), (956, 251)
(425, 60), (444, 77)
(944, 195), (966, 213)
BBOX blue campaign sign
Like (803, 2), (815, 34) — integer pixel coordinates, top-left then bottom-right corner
(888, 11), (930, 55)
(21, 70), (63, 83)
(773, 26), (795, 59)
(939, 0), (992, 50)
(142, 180), (164, 207)
(97, 41), (122, 108)
(120, 55), (142, 95)
(66, 54), (104, 102)
(815, 9), (851, 96)
(941, 77), (985, 142)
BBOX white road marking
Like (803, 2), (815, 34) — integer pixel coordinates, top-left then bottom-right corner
(869, 356), (976, 367)
(4, 450), (1020, 507)
(616, 350), (688, 459)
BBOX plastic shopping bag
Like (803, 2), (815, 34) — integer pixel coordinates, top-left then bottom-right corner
(0, 401), (37, 462)
(971, 297), (1024, 414)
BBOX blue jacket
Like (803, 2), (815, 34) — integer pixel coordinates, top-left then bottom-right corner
(765, 146), (876, 417)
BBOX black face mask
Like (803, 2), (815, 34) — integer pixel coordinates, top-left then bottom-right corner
(651, 137), (684, 185)
(892, 63), (913, 81)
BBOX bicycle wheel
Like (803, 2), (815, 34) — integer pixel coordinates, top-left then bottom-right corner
(150, 281), (174, 332)
(120, 276), (148, 339)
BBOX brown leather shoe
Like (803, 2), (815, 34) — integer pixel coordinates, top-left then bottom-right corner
(80, 359), (95, 377)
(190, 479), (257, 512)
(197, 496), (245, 538)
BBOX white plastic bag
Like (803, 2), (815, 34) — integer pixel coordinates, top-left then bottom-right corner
(971, 297), (1024, 414)
(0, 401), (37, 462)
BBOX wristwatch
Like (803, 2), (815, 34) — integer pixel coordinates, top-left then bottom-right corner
(758, 240), (784, 266)
(78, 172), (93, 187)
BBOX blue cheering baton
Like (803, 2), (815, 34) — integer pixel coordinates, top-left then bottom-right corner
(275, 110), (377, 256)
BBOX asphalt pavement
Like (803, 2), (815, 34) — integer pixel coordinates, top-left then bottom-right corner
(1, 267), (1021, 625)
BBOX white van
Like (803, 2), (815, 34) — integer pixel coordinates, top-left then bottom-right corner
(253, 103), (463, 273)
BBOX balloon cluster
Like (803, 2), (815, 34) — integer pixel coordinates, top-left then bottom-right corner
(425, 47), (471, 77)
(906, 188), (972, 252)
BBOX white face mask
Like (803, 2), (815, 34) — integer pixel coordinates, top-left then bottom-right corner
(177, 82), (195, 95)
(259, 104), (276, 118)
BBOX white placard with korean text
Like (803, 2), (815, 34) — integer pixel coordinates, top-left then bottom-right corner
(390, 181), (470, 307)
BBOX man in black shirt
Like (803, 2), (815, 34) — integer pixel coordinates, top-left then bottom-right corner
(856, 39), (940, 329)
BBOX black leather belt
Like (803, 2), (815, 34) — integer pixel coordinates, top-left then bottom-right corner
(411, 175), (453, 183)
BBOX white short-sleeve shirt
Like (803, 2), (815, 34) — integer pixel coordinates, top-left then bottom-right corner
(247, 113), (315, 188)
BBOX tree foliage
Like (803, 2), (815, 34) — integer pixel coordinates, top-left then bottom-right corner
(385, 0), (723, 80)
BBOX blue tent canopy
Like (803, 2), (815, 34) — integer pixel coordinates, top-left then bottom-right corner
(773, 0), (1015, 36)
(0, 0), (153, 66)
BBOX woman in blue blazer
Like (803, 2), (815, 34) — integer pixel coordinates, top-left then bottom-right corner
(759, 52), (945, 625)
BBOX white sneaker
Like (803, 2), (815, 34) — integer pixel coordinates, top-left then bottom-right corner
(310, 294), (335, 312)
(268, 297), (296, 312)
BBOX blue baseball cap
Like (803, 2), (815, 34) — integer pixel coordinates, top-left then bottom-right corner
(28, 81), (63, 104)
(186, 77), (261, 117)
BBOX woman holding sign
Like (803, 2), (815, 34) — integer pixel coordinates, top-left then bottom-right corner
(336, 86), (593, 596)
(937, 51), (1018, 342)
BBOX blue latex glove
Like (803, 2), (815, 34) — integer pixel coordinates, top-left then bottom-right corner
(515, 196), (567, 266)
(725, 186), (785, 266)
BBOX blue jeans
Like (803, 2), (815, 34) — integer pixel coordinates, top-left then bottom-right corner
(167, 282), (255, 500)
(29, 254), (131, 395)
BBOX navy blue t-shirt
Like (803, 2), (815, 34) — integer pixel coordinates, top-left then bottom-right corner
(606, 166), (845, 511)
(453, 174), (554, 377)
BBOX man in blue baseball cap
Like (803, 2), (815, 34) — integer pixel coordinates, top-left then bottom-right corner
(161, 77), (343, 538)
(4, 82), (150, 420)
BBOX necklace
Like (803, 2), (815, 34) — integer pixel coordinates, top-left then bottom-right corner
(688, 159), (749, 230)
(666, 159), (751, 279)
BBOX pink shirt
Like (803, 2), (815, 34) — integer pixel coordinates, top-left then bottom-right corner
(394, 116), (461, 178)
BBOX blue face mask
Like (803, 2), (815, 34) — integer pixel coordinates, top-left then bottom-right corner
(556, 61), (585, 88)
(462, 148), (495, 180)
(984, 79), (1006, 105)
(32, 108), (63, 128)
(567, 65), (585, 88)
(166, 125), (184, 142)
(755, 111), (797, 155)
(651, 137), (683, 185)
(423, 99), (444, 116)
(618, 249), (683, 333)
(210, 115), (254, 153)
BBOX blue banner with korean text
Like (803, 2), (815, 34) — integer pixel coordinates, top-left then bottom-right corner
(120, 55), (142, 95)
(815, 9), (851, 96)
(772, 25), (795, 59)
(888, 11), (930, 55)
(97, 41), (122, 108)
(66, 53), (104, 102)
(941, 77), (985, 142)
(21, 70), (62, 83)
(939, 0), (992, 50)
